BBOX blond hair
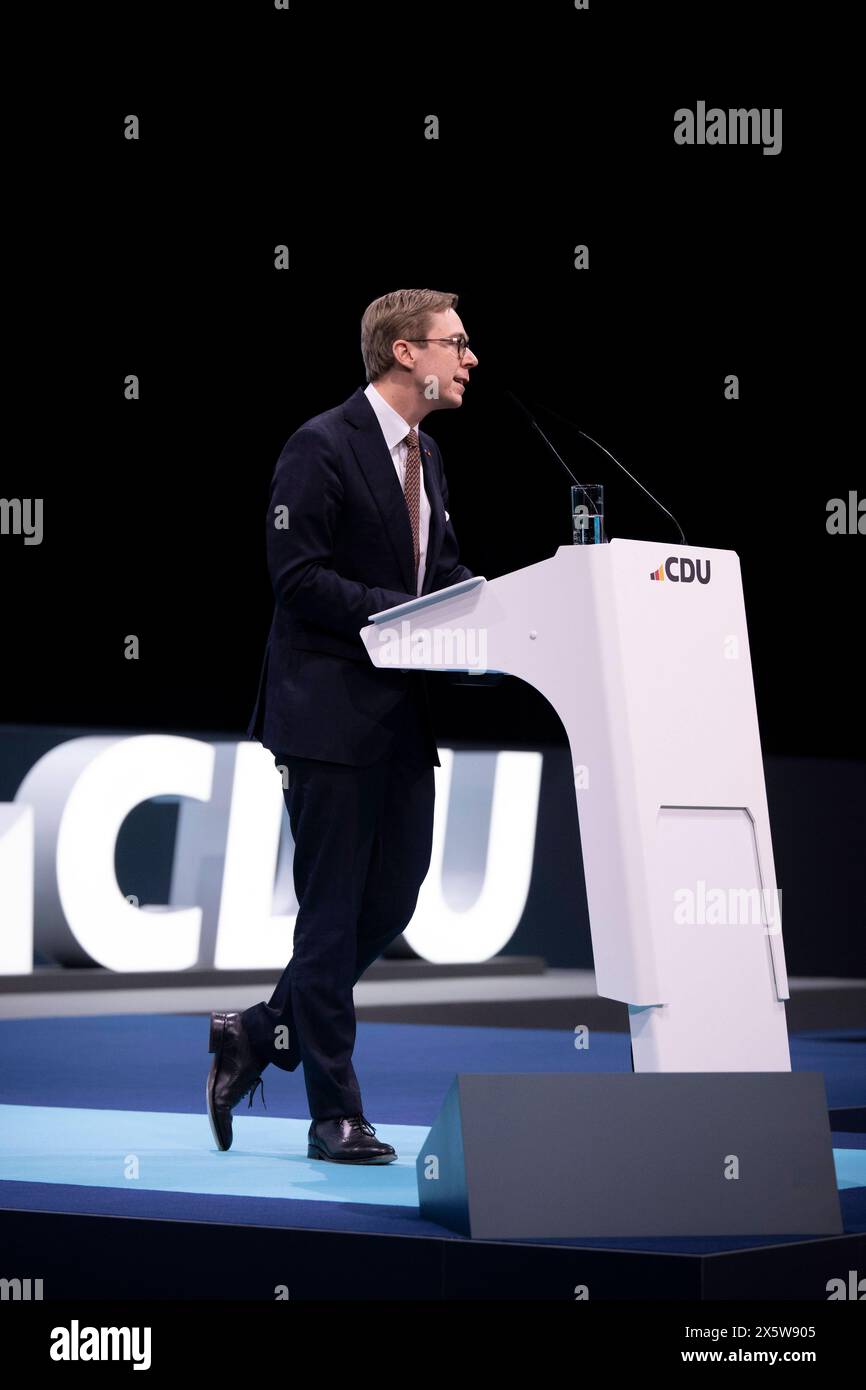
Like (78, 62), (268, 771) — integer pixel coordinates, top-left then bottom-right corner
(361, 288), (459, 382)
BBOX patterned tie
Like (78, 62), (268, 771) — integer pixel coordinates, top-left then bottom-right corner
(402, 427), (421, 587)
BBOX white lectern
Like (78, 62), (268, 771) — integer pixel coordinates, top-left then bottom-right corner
(361, 539), (791, 1074)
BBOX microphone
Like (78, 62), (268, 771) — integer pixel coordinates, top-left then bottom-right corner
(504, 389), (604, 532)
(503, 387), (687, 545)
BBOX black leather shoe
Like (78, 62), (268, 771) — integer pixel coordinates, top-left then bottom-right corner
(307, 1115), (397, 1164)
(207, 1011), (267, 1151)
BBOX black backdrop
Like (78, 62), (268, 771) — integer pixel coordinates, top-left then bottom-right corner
(4, 5), (860, 763)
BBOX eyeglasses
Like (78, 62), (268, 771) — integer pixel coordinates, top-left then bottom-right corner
(404, 335), (470, 361)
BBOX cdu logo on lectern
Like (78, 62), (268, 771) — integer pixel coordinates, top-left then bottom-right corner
(650, 557), (712, 584)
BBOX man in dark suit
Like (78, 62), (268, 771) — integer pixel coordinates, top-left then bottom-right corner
(207, 289), (478, 1163)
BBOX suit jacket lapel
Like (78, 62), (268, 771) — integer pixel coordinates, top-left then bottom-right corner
(419, 439), (444, 594)
(343, 387), (445, 597)
(343, 388), (415, 592)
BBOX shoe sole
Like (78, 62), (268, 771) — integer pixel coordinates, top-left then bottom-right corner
(307, 1143), (397, 1164)
(206, 1012), (231, 1152)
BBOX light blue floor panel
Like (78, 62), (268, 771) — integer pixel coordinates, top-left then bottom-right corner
(1, 1104), (863, 1210)
(0, 1104), (427, 1206)
(832, 1145), (866, 1191)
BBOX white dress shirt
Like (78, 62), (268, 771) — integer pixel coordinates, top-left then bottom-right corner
(364, 381), (448, 596)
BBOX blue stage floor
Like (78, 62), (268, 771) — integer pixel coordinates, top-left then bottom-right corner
(0, 1016), (864, 1251)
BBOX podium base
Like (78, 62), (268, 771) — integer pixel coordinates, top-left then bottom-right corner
(417, 1072), (842, 1240)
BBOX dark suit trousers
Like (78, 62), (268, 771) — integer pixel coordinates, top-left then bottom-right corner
(242, 697), (435, 1120)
